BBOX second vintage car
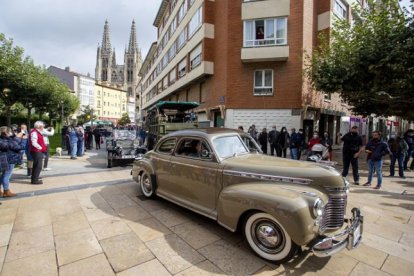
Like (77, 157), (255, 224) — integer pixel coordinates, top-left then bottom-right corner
(131, 128), (363, 263)
(106, 129), (146, 168)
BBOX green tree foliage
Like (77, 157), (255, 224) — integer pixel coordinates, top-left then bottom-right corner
(306, 0), (414, 120)
(0, 33), (79, 126)
(77, 105), (96, 125)
(118, 113), (131, 126)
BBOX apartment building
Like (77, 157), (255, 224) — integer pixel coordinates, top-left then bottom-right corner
(94, 83), (128, 123)
(139, 0), (361, 140)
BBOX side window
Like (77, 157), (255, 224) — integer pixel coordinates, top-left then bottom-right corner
(176, 138), (212, 160)
(157, 138), (176, 154)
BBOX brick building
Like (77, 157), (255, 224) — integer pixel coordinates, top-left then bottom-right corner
(139, 0), (361, 141)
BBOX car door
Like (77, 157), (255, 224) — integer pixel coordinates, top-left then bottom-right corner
(166, 137), (219, 216)
(151, 137), (177, 192)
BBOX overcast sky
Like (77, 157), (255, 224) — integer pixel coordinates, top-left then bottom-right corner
(0, 0), (412, 78)
(0, 0), (162, 77)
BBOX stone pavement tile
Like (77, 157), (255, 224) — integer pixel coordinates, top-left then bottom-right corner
(59, 253), (115, 276)
(1, 250), (57, 276)
(0, 207), (17, 225)
(98, 185), (125, 197)
(364, 232), (414, 264)
(375, 217), (414, 234)
(399, 232), (414, 247)
(135, 197), (168, 212)
(304, 253), (358, 275)
(175, 260), (225, 276)
(0, 224), (13, 247)
(90, 217), (131, 240)
(118, 182), (139, 196)
(116, 205), (152, 222)
(382, 255), (414, 276)
(13, 209), (51, 232)
(116, 259), (171, 276)
(252, 265), (318, 276)
(100, 193), (138, 210)
(151, 208), (190, 228)
(82, 205), (118, 222)
(146, 234), (205, 274)
(6, 225), (54, 262)
(128, 218), (171, 242)
(0, 246), (6, 270)
(343, 243), (388, 269)
(50, 197), (83, 218)
(349, 262), (391, 276)
(100, 232), (154, 273)
(364, 222), (403, 242)
(53, 211), (90, 236)
(203, 222), (243, 245)
(55, 228), (102, 266)
(171, 221), (221, 250)
(77, 191), (112, 210)
(361, 205), (410, 224)
(197, 239), (265, 275)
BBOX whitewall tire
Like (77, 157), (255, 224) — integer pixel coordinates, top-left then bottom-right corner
(140, 172), (155, 198)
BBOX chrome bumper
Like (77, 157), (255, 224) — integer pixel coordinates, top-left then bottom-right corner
(312, 208), (363, 257)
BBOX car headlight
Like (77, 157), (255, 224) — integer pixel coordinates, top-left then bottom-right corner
(313, 198), (325, 218)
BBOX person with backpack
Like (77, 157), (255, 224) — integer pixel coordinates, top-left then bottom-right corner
(341, 126), (364, 185)
(364, 131), (390, 189)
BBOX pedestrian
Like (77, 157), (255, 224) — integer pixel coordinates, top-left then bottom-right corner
(76, 125), (84, 157)
(258, 128), (268, 154)
(403, 129), (414, 171)
(69, 126), (79, 159)
(364, 131), (390, 189)
(42, 124), (55, 171)
(248, 125), (258, 141)
(18, 124), (29, 168)
(61, 125), (68, 150)
(93, 127), (102, 150)
(238, 126), (244, 132)
(268, 125), (280, 156)
(297, 129), (306, 160)
(85, 127), (93, 150)
(289, 128), (301, 160)
(308, 131), (321, 151)
(278, 127), (290, 158)
(0, 126), (24, 197)
(321, 131), (333, 161)
(341, 126), (364, 185)
(388, 134), (408, 178)
(29, 121), (47, 185)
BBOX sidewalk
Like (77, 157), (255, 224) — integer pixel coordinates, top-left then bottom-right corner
(0, 149), (413, 275)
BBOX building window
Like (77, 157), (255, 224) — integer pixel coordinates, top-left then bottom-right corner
(324, 92), (332, 101)
(188, 7), (202, 38)
(170, 16), (177, 35)
(163, 76), (169, 89)
(190, 44), (202, 70)
(168, 42), (176, 61)
(128, 87), (133, 97)
(254, 70), (273, 96)
(169, 68), (177, 84)
(177, 29), (187, 50)
(334, 0), (347, 19)
(244, 18), (287, 47)
(178, 3), (186, 23)
(178, 59), (186, 78)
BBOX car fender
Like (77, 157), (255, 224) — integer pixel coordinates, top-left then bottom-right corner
(132, 158), (155, 182)
(217, 183), (328, 246)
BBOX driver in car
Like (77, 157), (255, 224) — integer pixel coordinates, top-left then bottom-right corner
(188, 140), (202, 157)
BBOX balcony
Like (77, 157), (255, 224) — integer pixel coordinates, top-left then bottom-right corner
(242, 0), (290, 20)
(241, 45), (289, 62)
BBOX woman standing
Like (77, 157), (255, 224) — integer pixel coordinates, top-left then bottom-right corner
(0, 126), (24, 197)
(278, 127), (290, 158)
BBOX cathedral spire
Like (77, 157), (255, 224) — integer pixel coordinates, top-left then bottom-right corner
(102, 20), (111, 52)
(127, 20), (138, 53)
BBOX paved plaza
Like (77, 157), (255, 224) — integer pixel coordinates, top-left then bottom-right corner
(0, 148), (413, 275)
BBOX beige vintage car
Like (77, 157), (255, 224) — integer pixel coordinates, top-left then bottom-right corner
(131, 128), (363, 263)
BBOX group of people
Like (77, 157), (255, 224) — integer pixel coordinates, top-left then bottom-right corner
(0, 121), (53, 201)
(341, 126), (414, 190)
(62, 125), (108, 159)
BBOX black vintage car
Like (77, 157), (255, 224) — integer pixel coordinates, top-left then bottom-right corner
(106, 129), (146, 168)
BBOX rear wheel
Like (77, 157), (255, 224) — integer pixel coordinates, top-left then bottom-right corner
(243, 212), (299, 263)
(140, 172), (155, 198)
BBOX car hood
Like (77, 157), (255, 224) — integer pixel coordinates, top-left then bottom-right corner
(221, 154), (344, 188)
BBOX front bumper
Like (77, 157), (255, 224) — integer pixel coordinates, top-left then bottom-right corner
(312, 208), (363, 257)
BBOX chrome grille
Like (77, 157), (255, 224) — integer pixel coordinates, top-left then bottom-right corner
(320, 194), (347, 231)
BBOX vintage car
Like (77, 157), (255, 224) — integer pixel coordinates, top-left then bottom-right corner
(106, 129), (146, 168)
(131, 128), (363, 263)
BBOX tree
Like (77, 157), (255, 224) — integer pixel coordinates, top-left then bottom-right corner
(306, 0), (414, 120)
(118, 113), (131, 126)
(77, 105), (96, 125)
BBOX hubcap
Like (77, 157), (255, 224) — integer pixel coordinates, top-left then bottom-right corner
(251, 219), (285, 254)
(142, 176), (152, 194)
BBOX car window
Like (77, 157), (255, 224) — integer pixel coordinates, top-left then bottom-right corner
(241, 134), (263, 153)
(157, 138), (176, 154)
(176, 138), (212, 160)
(213, 135), (248, 159)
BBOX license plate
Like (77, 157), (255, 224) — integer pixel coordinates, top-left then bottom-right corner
(353, 224), (361, 246)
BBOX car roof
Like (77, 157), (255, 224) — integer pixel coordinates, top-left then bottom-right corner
(162, 128), (242, 140)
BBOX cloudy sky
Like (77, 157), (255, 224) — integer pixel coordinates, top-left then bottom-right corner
(0, 0), (162, 76)
(0, 0), (412, 77)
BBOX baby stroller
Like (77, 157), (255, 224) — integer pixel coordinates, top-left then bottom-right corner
(307, 143), (329, 162)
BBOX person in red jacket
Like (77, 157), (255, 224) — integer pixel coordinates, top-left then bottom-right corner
(29, 121), (47, 185)
(308, 132), (321, 151)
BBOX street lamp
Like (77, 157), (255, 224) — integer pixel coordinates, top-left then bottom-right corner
(61, 101), (64, 129)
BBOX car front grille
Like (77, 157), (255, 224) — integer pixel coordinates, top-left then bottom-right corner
(320, 193), (347, 231)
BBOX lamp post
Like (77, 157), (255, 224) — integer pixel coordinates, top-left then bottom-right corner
(61, 101), (64, 130)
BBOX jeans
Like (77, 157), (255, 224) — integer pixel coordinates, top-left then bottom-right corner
(367, 159), (383, 187)
(77, 139), (84, 156)
(404, 148), (413, 170)
(1, 163), (15, 191)
(43, 145), (49, 168)
(290, 148), (299, 160)
(342, 152), (360, 182)
(390, 153), (405, 177)
(71, 143), (78, 157)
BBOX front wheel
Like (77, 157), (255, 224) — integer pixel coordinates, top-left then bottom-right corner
(140, 172), (156, 198)
(243, 212), (299, 263)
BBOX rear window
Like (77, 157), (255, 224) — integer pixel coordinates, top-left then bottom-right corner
(157, 138), (176, 154)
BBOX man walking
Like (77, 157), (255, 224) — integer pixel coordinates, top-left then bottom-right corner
(341, 126), (364, 185)
(388, 134), (408, 178)
(258, 128), (268, 154)
(289, 128), (300, 160)
(29, 121), (47, 184)
(364, 131), (390, 189)
(268, 125), (279, 156)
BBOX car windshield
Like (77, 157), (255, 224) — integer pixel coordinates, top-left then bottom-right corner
(212, 135), (249, 159)
(240, 134), (263, 153)
(113, 130), (136, 140)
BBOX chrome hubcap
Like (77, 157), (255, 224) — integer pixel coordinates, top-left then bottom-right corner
(251, 219), (285, 254)
(142, 176), (152, 193)
(257, 225), (278, 247)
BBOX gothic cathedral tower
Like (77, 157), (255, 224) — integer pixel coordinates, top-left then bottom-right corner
(96, 20), (142, 122)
